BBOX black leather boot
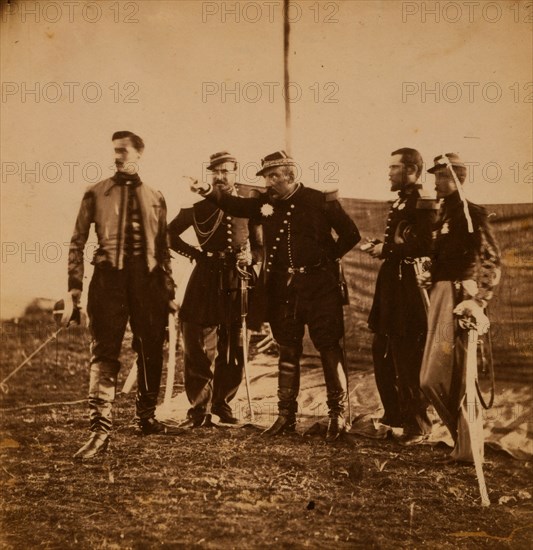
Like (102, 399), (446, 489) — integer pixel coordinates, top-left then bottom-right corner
(73, 432), (109, 459)
(212, 404), (239, 424)
(263, 413), (297, 435)
(320, 346), (348, 442)
(326, 413), (346, 443)
(263, 345), (300, 436)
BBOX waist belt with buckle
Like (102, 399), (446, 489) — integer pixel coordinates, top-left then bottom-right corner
(205, 249), (241, 259)
(287, 260), (327, 274)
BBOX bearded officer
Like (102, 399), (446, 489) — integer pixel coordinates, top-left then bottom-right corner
(363, 148), (436, 445)
(168, 151), (263, 426)
(189, 151), (360, 442)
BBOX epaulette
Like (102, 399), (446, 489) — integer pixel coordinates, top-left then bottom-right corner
(322, 188), (339, 202)
(416, 197), (440, 210)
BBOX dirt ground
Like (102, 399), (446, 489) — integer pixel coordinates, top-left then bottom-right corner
(1, 314), (532, 549)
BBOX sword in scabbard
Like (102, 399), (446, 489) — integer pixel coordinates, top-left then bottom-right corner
(164, 309), (178, 405)
(237, 263), (255, 422)
(337, 260), (352, 425)
(462, 318), (490, 507)
(413, 257), (431, 315)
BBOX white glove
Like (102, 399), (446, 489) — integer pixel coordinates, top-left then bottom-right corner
(416, 270), (432, 289)
(453, 299), (490, 334)
(236, 248), (252, 267)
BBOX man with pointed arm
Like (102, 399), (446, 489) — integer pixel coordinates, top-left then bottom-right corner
(168, 151), (263, 427)
(69, 131), (175, 459)
(190, 151), (361, 442)
(420, 153), (501, 463)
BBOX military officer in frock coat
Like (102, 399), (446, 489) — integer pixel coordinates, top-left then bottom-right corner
(364, 148), (437, 445)
(189, 151), (361, 442)
(168, 151), (263, 426)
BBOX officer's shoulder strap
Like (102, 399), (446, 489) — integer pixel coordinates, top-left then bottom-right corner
(321, 188), (339, 202)
(416, 197), (440, 210)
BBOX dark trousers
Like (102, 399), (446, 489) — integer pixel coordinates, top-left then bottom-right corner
(373, 332), (431, 435)
(268, 268), (347, 417)
(87, 257), (168, 432)
(181, 321), (244, 419)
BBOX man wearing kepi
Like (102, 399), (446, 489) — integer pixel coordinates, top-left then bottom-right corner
(68, 131), (175, 459)
(168, 151), (263, 427)
(363, 148), (436, 445)
(420, 153), (501, 463)
(189, 151), (360, 442)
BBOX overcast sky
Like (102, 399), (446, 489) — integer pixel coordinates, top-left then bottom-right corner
(1, 0), (532, 317)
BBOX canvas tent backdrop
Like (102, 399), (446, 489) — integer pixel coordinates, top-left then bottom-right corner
(338, 198), (533, 384)
(163, 194), (532, 460)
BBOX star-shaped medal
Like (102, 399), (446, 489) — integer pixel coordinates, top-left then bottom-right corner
(260, 203), (274, 217)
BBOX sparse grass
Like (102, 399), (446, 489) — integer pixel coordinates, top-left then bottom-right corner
(1, 314), (532, 549)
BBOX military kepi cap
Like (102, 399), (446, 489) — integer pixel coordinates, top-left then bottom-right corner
(256, 150), (296, 176)
(427, 152), (466, 173)
(207, 151), (237, 171)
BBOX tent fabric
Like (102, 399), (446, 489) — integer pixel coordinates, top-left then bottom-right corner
(171, 196), (532, 381)
(162, 196), (532, 459)
(335, 198), (533, 384)
(157, 353), (532, 460)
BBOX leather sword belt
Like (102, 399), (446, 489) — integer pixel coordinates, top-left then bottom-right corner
(286, 259), (330, 274)
(204, 248), (243, 259)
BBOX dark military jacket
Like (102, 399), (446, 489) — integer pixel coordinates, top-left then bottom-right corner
(204, 183), (360, 281)
(168, 188), (263, 327)
(368, 187), (437, 336)
(432, 191), (501, 304)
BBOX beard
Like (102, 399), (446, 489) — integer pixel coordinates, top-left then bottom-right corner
(266, 187), (281, 202)
(214, 180), (233, 193)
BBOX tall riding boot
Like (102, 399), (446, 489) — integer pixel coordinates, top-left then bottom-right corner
(320, 346), (348, 442)
(263, 345), (301, 435)
(134, 336), (165, 435)
(74, 362), (117, 459)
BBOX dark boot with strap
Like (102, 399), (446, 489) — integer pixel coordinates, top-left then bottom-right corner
(320, 346), (348, 443)
(263, 345), (300, 435)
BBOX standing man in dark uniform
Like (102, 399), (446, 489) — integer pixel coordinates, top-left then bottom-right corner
(168, 151), (263, 426)
(189, 151), (360, 442)
(364, 148), (436, 445)
(420, 153), (501, 463)
(69, 131), (175, 459)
